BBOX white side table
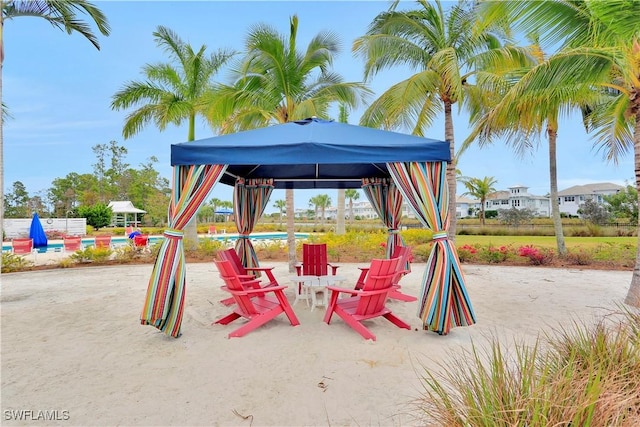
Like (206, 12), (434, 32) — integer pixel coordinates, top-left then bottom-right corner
(290, 275), (317, 307)
(317, 275), (347, 307)
(306, 280), (329, 312)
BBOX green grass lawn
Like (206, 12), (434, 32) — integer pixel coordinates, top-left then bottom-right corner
(455, 235), (637, 250)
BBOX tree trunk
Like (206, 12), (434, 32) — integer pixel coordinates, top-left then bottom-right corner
(336, 189), (345, 234)
(1, 11), (5, 241)
(444, 101), (457, 241)
(349, 199), (354, 224)
(548, 126), (567, 256)
(286, 188), (296, 273)
(625, 109), (640, 307)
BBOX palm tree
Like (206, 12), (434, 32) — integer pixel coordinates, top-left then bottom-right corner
(474, 0), (640, 306)
(461, 34), (601, 256)
(110, 26), (234, 248)
(273, 199), (286, 227)
(314, 194), (331, 225)
(353, 0), (527, 240)
(459, 176), (497, 226)
(213, 15), (370, 272)
(0, 0), (110, 237)
(208, 197), (222, 223)
(345, 189), (360, 223)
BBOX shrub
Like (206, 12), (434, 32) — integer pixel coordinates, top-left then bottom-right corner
(1, 253), (34, 272)
(477, 245), (512, 263)
(566, 248), (594, 266)
(518, 245), (554, 265)
(69, 246), (113, 263)
(456, 244), (478, 263)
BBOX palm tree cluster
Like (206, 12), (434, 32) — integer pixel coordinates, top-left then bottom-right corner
(3, 0), (640, 306)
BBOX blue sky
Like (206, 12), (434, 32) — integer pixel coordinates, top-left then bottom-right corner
(3, 0), (633, 214)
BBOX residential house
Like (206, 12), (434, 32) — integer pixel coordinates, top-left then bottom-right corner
(556, 182), (623, 217)
(456, 196), (482, 219)
(485, 185), (551, 217)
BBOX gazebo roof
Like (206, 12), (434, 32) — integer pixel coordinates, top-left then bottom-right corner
(108, 201), (146, 214)
(170, 118), (450, 189)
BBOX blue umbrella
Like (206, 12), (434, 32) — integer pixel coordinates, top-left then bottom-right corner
(29, 212), (48, 248)
(214, 208), (233, 214)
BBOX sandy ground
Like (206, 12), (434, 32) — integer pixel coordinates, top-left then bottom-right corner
(0, 260), (633, 427)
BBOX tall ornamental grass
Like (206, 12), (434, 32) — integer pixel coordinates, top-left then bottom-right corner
(414, 307), (640, 426)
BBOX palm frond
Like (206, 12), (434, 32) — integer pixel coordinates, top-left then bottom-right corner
(3, 0), (110, 49)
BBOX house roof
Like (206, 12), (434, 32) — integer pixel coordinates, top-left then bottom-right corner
(557, 182), (623, 196)
(170, 117), (450, 189)
(107, 201), (146, 214)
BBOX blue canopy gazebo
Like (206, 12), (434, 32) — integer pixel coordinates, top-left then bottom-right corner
(141, 118), (476, 337)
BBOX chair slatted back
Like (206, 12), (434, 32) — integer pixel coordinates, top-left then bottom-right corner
(356, 258), (400, 315)
(133, 235), (149, 248)
(302, 243), (329, 276)
(63, 236), (83, 251)
(218, 248), (248, 276)
(12, 238), (33, 255)
(214, 259), (258, 315)
(391, 245), (412, 284)
(94, 235), (112, 249)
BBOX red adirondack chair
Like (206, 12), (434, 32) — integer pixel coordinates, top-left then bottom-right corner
(354, 245), (417, 302)
(294, 243), (340, 303)
(62, 236), (83, 255)
(323, 257), (411, 341)
(213, 259), (300, 338)
(217, 248), (280, 306)
(12, 238), (36, 260)
(94, 235), (113, 249)
(132, 234), (151, 253)
(218, 248), (279, 286)
(295, 243), (339, 277)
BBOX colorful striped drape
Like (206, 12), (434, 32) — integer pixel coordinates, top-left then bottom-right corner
(233, 178), (274, 270)
(387, 161), (475, 335)
(361, 178), (405, 258)
(141, 164), (227, 338)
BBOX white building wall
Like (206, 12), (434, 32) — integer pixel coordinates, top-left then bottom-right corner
(3, 218), (87, 239)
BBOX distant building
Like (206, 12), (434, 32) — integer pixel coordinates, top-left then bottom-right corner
(556, 182), (623, 217)
(485, 184), (551, 217)
(108, 201), (146, 227)
(318, 182), (622, 221)
(456, 196), (482, 218)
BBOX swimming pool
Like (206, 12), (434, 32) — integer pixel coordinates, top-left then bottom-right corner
(2, 232), (309, 253)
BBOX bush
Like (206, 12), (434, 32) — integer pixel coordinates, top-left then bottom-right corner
(477, 245), (512, 263)
(517, 245), (554, 265)
(1, 253), (34, 272)
(69, 246), (113, 263)
(566, 248), (594, 266)
(457, 244), (478, 263)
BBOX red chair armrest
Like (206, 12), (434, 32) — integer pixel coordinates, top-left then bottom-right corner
(328, 264), (339, 275)
(326, 285), (360, 295)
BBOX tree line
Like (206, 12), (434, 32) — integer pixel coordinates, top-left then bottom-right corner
(3, 141), (170, 227)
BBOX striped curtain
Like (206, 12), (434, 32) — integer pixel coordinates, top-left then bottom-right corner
(361, 178), (405, 258)
(141, 164), (227, 338)
(387, 161), (475, 335)
(233, 178), (274, 269)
